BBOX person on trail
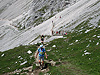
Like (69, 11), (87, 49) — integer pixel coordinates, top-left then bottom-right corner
(35, 45), (47, 69)
(52, 21), (53, 23)
(64, 32), (67, 35)
(41, 35), (45, 44)
(59, 31), (61, 35)
(51, 29), (54, 35)
(60, 16), (61, 18)
(56, 31), (58, 35)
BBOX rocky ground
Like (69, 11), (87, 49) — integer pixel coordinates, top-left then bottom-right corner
(4, 45), (56, 75)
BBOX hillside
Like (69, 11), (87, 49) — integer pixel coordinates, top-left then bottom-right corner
(0, 0), (100, 74)
(0, 0), (100, 52)
(0, 16), (100, 75)
(0, 0), (80, 52)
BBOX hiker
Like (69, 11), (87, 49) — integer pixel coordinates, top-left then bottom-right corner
(52, 21), (53, 23)
(64, 32), (67, 35)
(56, 31), (58, 35)
(41, 35), (45, 44)
(60, 16), (61, 18)
(51, 29), (54, 36)
(35, 45), (47, 69)
(58, 31), (61, 35)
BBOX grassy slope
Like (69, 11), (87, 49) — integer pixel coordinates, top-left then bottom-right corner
(0, 45), (37, 74)
(43, 20), (100, 75)
(0, 20), (100, 75)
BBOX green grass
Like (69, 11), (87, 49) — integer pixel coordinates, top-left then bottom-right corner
(0, 45), (37, 74)
(41, 20), (100, 75)
(98, 19), (100, 25)
(33, 17), (45, 27)
(38, 5), (49, 13)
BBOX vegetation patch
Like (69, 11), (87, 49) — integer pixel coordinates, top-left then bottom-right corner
(38, 5), (49, 13)
(44, 20), (100, 75)
(0, 45), (37, 74)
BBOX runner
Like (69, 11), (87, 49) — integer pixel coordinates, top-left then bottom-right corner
(41, 35), (45, 44)
(35, 45), (47, 69)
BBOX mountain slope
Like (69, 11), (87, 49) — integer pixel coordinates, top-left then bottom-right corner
(0, 0), (100, 51)
(0, 0), (32, 20)
(0, 15), (100, 75)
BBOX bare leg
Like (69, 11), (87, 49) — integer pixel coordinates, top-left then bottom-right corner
(41, 41), (43, 44)
(42, 61), (44, 67)
(39, 60), (41, 66)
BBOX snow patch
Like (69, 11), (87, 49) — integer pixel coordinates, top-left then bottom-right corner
(63, 37), (67, 38)
(75, 40), (78, 42)
(86, 44), (90, 47)
(84, 52), (91, 55)
(1, 54), (5, 57)
(84, 50), (87, 52)
(82, 50), (91, 56)
(18, 56), (23, 59)
(8, 67), (10, 69)
(15, 62), (17, 64)
(93, 35), (96, 37)
(18, 56), (21, 58)
(35, 43), (37, 44)
(96, 42), (99, 45)
(97, 36), (100, 38)
(89, 40), (91, 42)
(85, 30), (90, 33)
(20, 57), (23, 60)
(52, 45), (56, 47)
(69, 43), (73, 45)
(20, 61), (27, 65)
(27, 50), (32, 54)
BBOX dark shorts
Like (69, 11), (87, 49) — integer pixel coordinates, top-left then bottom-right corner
(41, 38), (44, 41)
(39, 56), (44, 61)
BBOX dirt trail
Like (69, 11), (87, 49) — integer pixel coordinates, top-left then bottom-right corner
(34, 46), (49, 75)
(29, 45), (56, 75)
(4, 45), (56, 75)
